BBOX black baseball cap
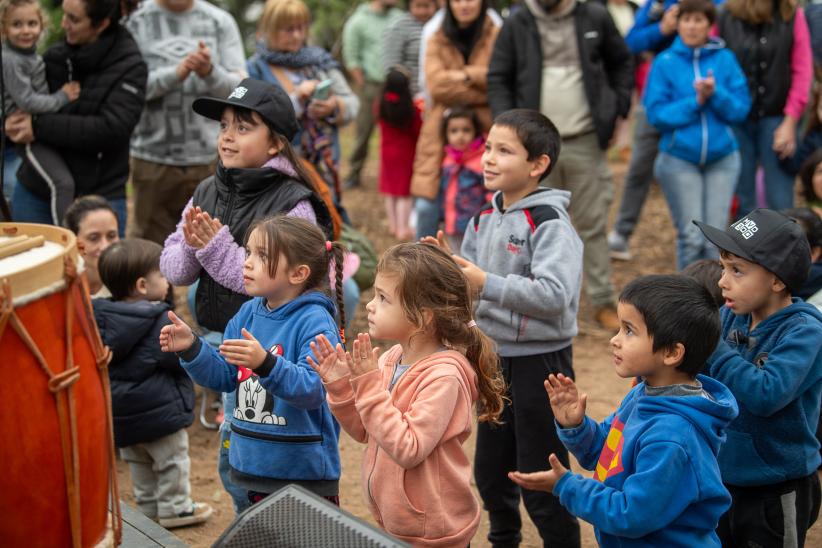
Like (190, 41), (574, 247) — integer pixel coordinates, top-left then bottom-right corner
(192, 78), (299, 141)
(693, 209), (811, 294)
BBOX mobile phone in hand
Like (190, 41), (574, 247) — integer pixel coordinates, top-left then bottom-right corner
(312, 79), (334, 101)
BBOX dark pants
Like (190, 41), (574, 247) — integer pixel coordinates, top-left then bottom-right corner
(474, 347), (581, 548)
(346, 80), (381, 182)
(718, 473), (821, 547)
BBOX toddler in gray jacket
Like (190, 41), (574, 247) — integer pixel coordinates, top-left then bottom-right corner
(2, 0), (80, 224)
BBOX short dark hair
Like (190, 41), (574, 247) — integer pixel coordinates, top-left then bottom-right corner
(678, 0), (717, 24)
(799, 149), (822, 204)
(98, 238), (163, 301)
(782, 207), (822, 251)
(63, 195), (118, 235)
(681, 259), (724, 308)
(492, 109), (560, 181)
(619, 274), (720, 377)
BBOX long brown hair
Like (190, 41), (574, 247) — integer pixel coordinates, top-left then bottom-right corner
(246, 215), (347, 335)
(725, 0), (797, 24)
(377, 243), (505, 423)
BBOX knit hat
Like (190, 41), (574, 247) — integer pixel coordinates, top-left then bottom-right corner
(192, 78), (299, 141)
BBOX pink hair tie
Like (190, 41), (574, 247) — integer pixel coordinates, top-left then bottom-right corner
(326, 241), (333, 252)
(466, 320), (477, 328)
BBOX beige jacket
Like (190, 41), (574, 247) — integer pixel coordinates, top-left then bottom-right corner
(410, 18), (499, 200)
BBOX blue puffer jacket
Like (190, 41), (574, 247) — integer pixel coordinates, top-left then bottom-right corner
(93, 299), (195, 447)
(644, 36), (750, 166)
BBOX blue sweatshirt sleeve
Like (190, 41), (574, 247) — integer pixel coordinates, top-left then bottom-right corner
(644, 56), (702, 131)
(257, 327), (341, 410)
(557, 413), (616, 471)
(179, 319), (240, 394)
(554, 441), (700, 538)
(706, 51), (751, 125)
(708, 318), (822, 416)
(625, 0), (674, 55)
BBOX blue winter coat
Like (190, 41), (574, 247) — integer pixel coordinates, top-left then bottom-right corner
(644, 36), (750, 166)
(180, 291), (341, 489)
(93, 299), (195, 448)
(707, 300), (822, 486)
(554, 376), (738, 547)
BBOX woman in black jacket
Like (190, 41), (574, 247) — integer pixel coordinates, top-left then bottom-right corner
(6, 0), (146, 234)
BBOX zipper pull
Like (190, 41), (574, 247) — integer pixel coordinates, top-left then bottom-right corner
(66, 58), (73, 82)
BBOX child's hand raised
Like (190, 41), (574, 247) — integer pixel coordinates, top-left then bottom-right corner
(419, 230), (453, 254)
(349, 333), (380, 378)
(159, 311), (196, 353)
(307, 334), (350, 383)
(507, 453), (569, 494)
(545, 373), (587, 428)
(219, 329), (268, 369)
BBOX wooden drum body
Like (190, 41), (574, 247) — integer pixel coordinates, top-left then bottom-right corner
(0, 223), (120, 547)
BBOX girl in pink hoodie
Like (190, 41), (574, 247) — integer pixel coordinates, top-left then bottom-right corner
(308, 243), (505, 547)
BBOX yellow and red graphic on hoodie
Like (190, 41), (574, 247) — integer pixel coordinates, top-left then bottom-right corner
(594, 417), (625, 482)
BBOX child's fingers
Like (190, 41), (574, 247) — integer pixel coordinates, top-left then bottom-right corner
(579, 393), (588, 410)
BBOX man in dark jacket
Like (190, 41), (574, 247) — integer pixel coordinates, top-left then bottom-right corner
(93, 238), (212, 529)
(487, 0), (633, 331)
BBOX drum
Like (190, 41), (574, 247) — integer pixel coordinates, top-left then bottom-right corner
(0, 223), (121, 548)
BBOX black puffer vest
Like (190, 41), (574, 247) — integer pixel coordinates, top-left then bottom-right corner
(192, 162), (333, 332)
(718, 9), (794, 120)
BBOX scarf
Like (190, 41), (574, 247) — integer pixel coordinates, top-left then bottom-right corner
(254, 40), (340, 72)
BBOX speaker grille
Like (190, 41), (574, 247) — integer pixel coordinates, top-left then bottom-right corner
(213, 484), (409, 548)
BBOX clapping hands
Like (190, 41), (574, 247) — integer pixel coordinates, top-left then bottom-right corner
(545, 373), (587, 428)
(507, 453), (570, 494)
(307, 333), (380, 383)
(695, 69), (715, 105)
(182, 206), (223, 249)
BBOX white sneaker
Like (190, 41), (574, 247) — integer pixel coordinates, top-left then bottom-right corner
(158, 502), (213, 529)
(607, 231), (632, 261)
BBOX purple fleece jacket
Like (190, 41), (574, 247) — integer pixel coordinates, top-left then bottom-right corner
(159, 156), (316, 295)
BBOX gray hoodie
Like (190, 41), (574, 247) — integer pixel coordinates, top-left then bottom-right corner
(1, 42), (69, 115)
(460, 188), (583, 357)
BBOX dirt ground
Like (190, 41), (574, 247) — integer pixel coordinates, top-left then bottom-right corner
(116, 131), (822, 547)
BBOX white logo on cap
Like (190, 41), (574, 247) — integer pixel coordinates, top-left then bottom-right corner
(734, 219), (758, 240)
(228, 86), (248, 100)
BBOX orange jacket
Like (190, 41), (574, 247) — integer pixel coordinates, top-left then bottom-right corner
(324, 345), (480, 547)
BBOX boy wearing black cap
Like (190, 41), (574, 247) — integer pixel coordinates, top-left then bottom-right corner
(695, 209), (822, 547)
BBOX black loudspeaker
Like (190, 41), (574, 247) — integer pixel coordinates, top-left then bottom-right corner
(212, 484), (410, 548)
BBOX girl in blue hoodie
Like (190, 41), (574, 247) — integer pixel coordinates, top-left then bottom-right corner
(644, 0), (750, 270)
(160, 216), (346, 504)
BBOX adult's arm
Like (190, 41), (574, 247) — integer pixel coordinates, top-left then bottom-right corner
(200, 10), (247, 98)
(644, 57), (701, 130)
(784, 7), (813, 121)
(425, 36), (487, 106)
(706, 51), (751, 125)
(487, 18), (518, 117)
(327, 68), (360, 125)
(599, 7), (635, 118)
(624, 0), (674, 55)
(32, 58), (147, 151)
(341, 13), (364, 72)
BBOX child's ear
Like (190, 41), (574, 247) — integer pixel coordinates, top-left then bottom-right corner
(288, 264), (311, 286)
(268, 135), (284, 157)
(529, 154), (550, 180)
(134, 276), (148, 297)
(662, 342), (686, 368)
(770, 274), (787, 294)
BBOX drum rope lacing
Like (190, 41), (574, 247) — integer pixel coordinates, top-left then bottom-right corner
(0, 257), (122, 548)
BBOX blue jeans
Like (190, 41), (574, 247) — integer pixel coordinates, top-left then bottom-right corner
(414, 196), (441, 240)
(2, 146), (21, 203)
(655, 151), (740, 270)
(733, 116), (796, 216)
(12, 182), (127, 237)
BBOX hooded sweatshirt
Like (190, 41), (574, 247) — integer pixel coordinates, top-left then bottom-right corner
(324, 345), (480, 547)
(179, 291), (342, 496)
(707, 300), (822, 486)
(93, 299), (195, 447)
(644, 36), (750, 166)
(554, 376), (738, 547)
(460, 188), (583, 356)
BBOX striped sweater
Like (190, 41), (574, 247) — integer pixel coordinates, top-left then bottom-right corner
(382, 12), (426, 94)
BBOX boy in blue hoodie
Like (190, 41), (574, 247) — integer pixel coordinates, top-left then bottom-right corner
(93, 239), (212, 528)
(508, 274), (739, 547)
(695, 208), (822, 547)
(643, 0), (750, 270)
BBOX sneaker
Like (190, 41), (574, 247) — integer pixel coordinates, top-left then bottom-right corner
(594, 306), (620, 331)
(343, 177), (361, 190)
(607, 230), (632, 261)
(158, 502), (213, 529)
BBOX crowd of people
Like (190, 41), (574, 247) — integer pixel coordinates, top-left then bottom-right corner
(2, 0), (822, 546)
